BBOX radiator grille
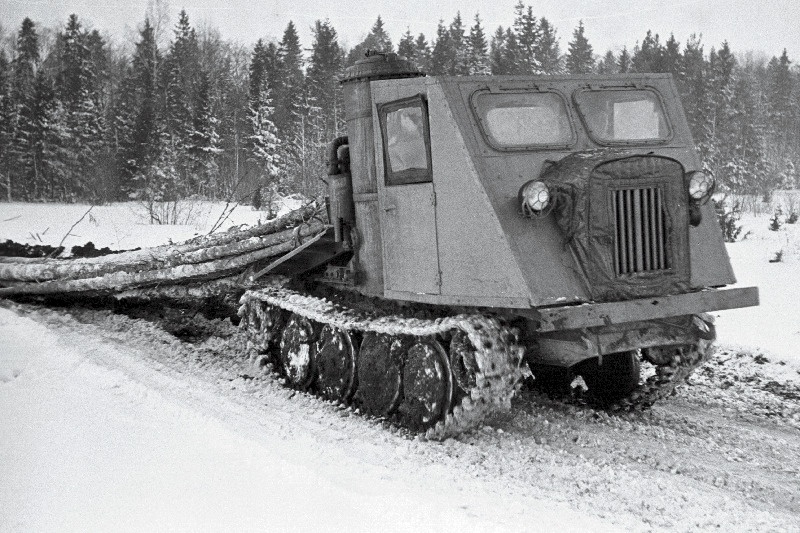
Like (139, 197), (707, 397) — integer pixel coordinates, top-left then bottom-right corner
(612, 187), (669, 275)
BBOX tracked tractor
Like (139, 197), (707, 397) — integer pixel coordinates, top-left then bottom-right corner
(238, 52), (759, 438)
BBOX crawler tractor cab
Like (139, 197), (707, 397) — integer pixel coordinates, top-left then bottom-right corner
(322, 51), (759, 400)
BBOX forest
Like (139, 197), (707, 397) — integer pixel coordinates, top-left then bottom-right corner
(0, 2), (798, 213)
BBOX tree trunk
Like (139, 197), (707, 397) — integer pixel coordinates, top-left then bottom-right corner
(0, 201), (330, 299)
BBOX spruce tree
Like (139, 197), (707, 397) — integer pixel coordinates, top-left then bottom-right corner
(467, 14), (489, 75)
(346, 16), (393, 65)
(565, 21), (594, 74)
(115, 18), (161, 198)
(535, 18), (561, 74)
(631, 30), (665, 72)
(188, 70), (222, 196)
(414, 34), (432, 72)
(596, 50), (617, 74)
(617, 46), (631, 73)
(450, 13), (470, 75)
(12, 18), (39, 104)
(430, 20), (454, 75)
(307, 19), (344, 138)
(663, 34), (682, 77)
(249, 71), (281, 216)
(274, 21), (304, 142)
(398, 29), (416, 61)
(489, 26), (513, 75)
(512, 2), (540, 74)
(0, 51), (15, 201)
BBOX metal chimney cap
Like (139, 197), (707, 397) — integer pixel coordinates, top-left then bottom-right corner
(340, 49), (424, 84)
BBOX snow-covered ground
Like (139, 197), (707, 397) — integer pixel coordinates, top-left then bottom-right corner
(1, 308), (614, 533)
(0, 198), (304, 252)
(1, 200), (799, 532)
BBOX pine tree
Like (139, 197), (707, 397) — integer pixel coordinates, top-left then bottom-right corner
(535, 18), (561, 74)
(565, 21), (594, 74)
(467, 14), (489, 75)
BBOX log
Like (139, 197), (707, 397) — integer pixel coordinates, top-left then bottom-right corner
(1, 198), (325, 267)
(0, 225), (327, 297)
(0, 219), (327, 283)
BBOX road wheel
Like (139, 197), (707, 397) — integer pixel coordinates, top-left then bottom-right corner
(316, 325), (358, 403)
(357, 333), (407, 417)
(400, 338), (453, 431)
(279, 314), (318, 389)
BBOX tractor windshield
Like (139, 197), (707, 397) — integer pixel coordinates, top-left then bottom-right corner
(472, 91), (573, 149)
(575, 89), (671, 143)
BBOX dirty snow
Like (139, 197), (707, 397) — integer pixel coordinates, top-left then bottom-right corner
(0, 307), (617, 533)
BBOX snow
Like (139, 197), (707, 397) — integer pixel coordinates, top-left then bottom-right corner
(0, 198), (304, 252)
(0, 308), (616, 533)
(713, 211), (800, 372)
(1, 200), (799, 531)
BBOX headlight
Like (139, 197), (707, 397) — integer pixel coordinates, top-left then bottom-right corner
(688, 171), (714, 202)
(520, 180), (550, 216)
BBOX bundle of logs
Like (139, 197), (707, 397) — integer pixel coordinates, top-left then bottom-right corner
(0, 201), (329, 302)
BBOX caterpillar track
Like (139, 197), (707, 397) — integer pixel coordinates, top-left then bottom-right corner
(238, 286), (527, 439)
(611, 322), (716, 411)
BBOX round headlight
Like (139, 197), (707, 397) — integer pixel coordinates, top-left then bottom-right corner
(521, 181), (550, 215)
(688, 171), (714, 201)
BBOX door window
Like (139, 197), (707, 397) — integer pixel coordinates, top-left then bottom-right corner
(379, 95), (432, 186)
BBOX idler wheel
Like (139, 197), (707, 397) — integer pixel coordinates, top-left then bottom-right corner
(357, 333), (408, 417)
(400, 338), (453, 431)
(315, 325), (358, 402)
(279, 314), (318, 389)
(449, 330), (479, 393)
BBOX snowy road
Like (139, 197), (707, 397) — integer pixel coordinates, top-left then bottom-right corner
(0, 305), (619, 533)
(2, 303), (798, 532)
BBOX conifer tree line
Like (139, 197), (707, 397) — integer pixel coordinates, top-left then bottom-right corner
(0, 2), (798, 205)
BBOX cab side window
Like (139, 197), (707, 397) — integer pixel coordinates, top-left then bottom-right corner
(378, 95), (432, 186)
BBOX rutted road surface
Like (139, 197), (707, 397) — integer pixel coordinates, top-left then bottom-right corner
(2, 303), (799, 532)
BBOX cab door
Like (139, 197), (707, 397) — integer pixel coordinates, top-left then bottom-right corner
(375, 93), (441, 296)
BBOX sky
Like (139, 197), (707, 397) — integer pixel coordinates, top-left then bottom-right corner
(1, 0), (798, 61)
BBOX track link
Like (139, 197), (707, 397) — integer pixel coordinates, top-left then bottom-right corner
(609, 318), (716, 411)
(238, 287), (527, 439)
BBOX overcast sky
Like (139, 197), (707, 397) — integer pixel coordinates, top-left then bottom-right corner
(1, 0), (797, 61)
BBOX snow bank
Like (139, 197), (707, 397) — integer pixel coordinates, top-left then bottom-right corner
(0, 198), (304, 252)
